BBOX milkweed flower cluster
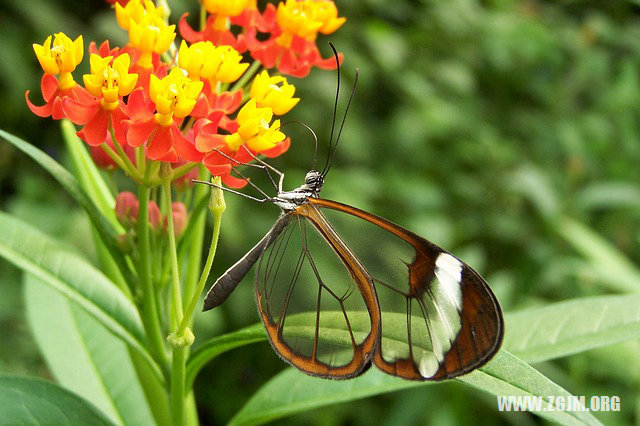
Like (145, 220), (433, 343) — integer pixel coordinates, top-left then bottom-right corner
(22, 1), (347, 420)
(26, 0), (345, 188)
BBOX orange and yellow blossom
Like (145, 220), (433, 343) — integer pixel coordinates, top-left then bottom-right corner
(83, 54), (138, 110)
(125, 68), (204, 162)
(33, 33), (84, 90)
(178, 41), (249, 85)
(115, 0), (165, 30)
(128, 13), (176, 69)
(203, 0), (255, 31)
(276, 0), (346, 48)
(62, 53), (138, 146)
(150, 68), (204, 126)
(225, 99), (285, 152)
(250, 71), (299, 115)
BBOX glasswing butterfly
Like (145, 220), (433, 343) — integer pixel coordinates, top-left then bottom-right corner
(197, 48), (503, 381)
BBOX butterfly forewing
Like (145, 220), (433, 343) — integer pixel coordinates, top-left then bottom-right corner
(255, 208), (379, 378)
(309, 198), (503, 380)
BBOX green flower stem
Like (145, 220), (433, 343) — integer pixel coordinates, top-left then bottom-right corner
(199, 2), (207, 30)
(163, 166), (191, 425)
(182, 167), (209, 316)
(100, 143), (128, 172)
(178, 177), (225, 335)
(136, 146), (146, 175)
(146, 161), (163, 186)
(108, 125), (142, 181)
(230, 60), (262, 93)
(170, 346), (186, 426)
(137, 184), (168, 368)
(162, 175), (185, 324)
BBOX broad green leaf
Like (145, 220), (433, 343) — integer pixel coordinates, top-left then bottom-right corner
(0, 212), (162, 382)
(25, 275), (155, 426)
(192, 293), (640, 424)
(186, 324), (265, 388)
(229, 352), (601, 426)
(60, 120), (120, 230)
(0, 128), (133, 285)
(0, 375), (115, 425)
(556, 216), (640, 292)
(504, 294), (640, 363)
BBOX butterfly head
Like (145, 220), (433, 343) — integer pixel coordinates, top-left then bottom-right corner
(304, 170), (324, 195)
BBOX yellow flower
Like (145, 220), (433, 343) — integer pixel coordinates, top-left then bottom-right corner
(83, 54), (138, 110)
(33, 33), (84, 90)
(203, 0), (253, 31)
(128, 14), (176, 69)
(312, 0), (346, 34)
(149, 68), (204, 126)
(276, 0), (345, 47)
(250, 71), (299, 115)
(115, 0), (164, 30)
(225, 99), (285, 152)
(178, 41), (249, 85)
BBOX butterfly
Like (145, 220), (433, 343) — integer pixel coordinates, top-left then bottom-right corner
(198, 49), (503, 381)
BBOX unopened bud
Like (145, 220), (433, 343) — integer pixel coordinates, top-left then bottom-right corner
(115, 191), (139, 227)
(148, 200), (163, 231)
(168, 202), (188, 237)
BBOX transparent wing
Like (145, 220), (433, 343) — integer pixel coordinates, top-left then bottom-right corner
(310, 198), (503, 380)
(255, 207), (379, 378)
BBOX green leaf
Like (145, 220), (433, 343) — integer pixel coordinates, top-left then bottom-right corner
(186, 324), (265, 388)
(0, 375), (115, 425)
(229, 352), (601, 426)
(192, 293), (640, 424)
(25, 275), (155, 426)
(504, 294), (640, 363)
(575, 181), (640, 211)
(0, 128), (132, 285)
(556, 216), (640, 292)
(60, 120), (121, 230)
(0, 212), (162, 382)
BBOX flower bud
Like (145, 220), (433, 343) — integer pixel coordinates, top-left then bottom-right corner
(115, 192), (139, 227)
(148, 200), (163, 231)
(168, 202), (188, 237)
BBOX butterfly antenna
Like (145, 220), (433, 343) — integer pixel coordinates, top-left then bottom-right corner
(278, 120), (319, 171)
(325, 68), (358, 176)
(323, 42), (341, 175)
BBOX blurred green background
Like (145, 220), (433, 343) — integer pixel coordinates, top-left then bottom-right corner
(1, 0), (639, 424)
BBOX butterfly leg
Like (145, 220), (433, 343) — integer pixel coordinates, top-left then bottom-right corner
(239, 145), (285, 192)
(192, 180), (273, 203)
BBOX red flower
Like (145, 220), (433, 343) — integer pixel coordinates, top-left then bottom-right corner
(124, 89), (202, 162)
(64, 96), (129, 146)
(179, 13), (246, 52)
(192, 87), (243, 131)
(193, 115), (290, 188)
(25, 74), (93, 119)
(63, 53), (138, 146)
(245, 3), (343, 77)
(89, 40), (120, 58)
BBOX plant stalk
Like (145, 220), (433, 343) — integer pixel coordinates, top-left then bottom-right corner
(138, 184), (168, 368)
(179, 177), (225, 334)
